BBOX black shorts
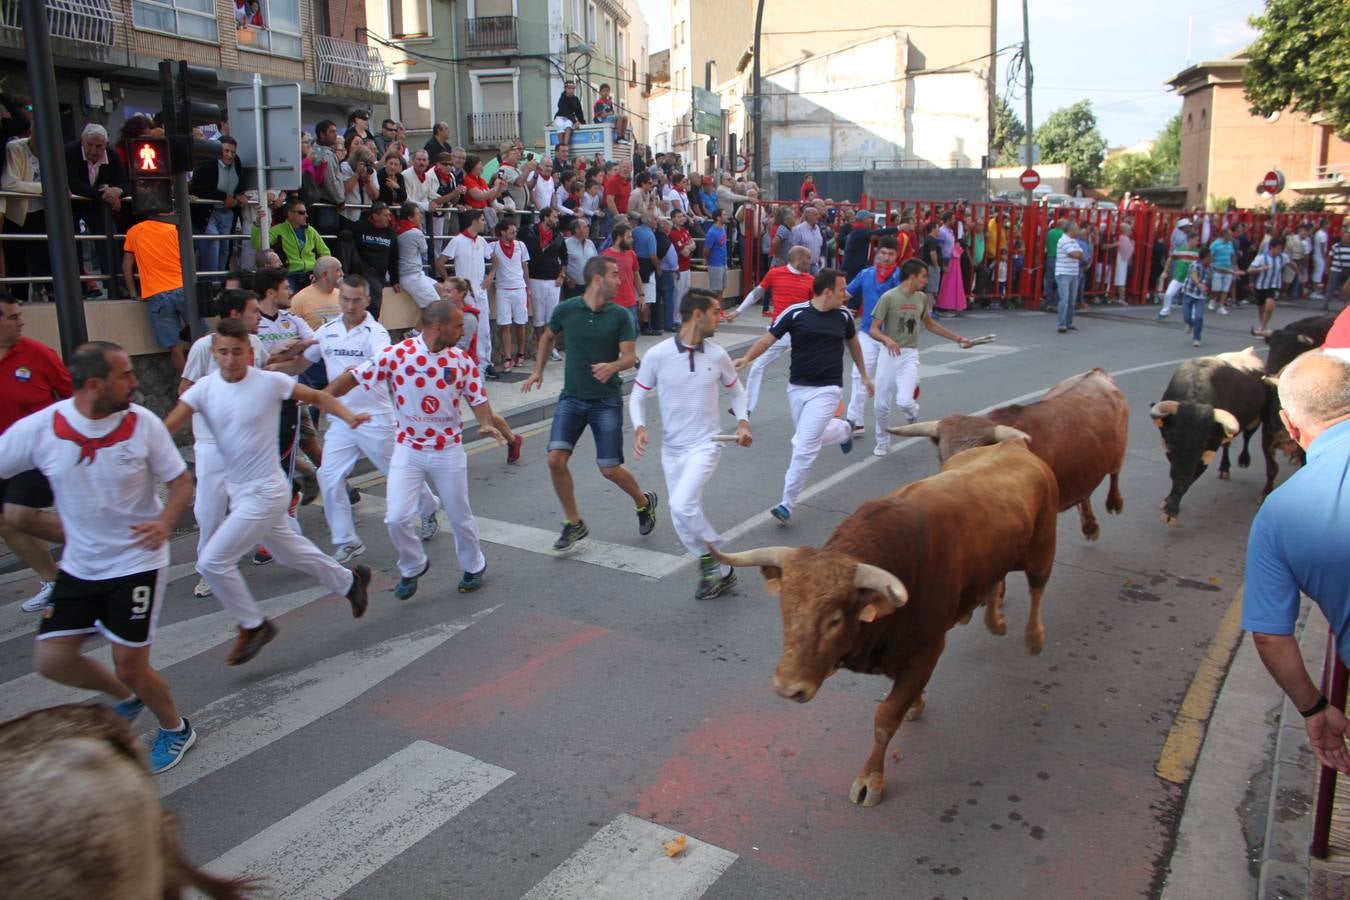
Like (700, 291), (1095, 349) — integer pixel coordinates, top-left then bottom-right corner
(0, 468), (53, 509)
(1255, 287), (1278, 304)
(37, 568), (166, 648)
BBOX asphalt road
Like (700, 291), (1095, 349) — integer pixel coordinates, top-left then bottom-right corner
(0, 298), (1321, 899)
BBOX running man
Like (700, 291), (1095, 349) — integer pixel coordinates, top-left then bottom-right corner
(1244, 237), (1289, 337)
(631, 289), (752, 600)
(328, 301), (503, 597)
(725, 245), (815, 414)
(842, 235), (901, 435)
(523, 255), (659, 551)
(0, 341), (197, 773)
(438, 275), (525, 464)
(735, 269), (873, 525)
(306, 276), (441, 563)
(164, 319), (373, 665)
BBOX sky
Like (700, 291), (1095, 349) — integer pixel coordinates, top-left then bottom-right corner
(633, 0), (1266, 147)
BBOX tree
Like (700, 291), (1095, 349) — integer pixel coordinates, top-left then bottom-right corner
(1245, 0), (1350, 139)
(1103, 153), (1162, 196)
(1035, 100), (1108, 187)
(992, 96), (1026, 167)
(1151, 113), (1180, 172)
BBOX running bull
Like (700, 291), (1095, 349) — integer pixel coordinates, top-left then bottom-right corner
(1150, 348), (1278, 526)
(1264, 314), (1335, 375)
(0, 705), (256, 900)
(712, 437), (1058, 807)
(890, 368), (1128, 540)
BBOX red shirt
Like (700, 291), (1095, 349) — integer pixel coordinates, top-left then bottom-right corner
(895, 230), (916, 262)
(670, 227), (693, 272)
(757, 266), (815, 318)
(0, 337), (72, 434)
(604, 173), (630, 215)
(464, 173), (489, 210)
(603, 247), (640, 308)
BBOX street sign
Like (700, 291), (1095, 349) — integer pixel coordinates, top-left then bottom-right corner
(1260, 169), (1285, 194)
(692, 86), (721, 138)
(227, 82), (302, 190)
(1019, 168), (1041, 191)
(735, 153), (748, 174)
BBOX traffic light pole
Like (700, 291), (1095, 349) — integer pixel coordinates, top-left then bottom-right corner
(22, 0), (88, 358)
(173, 171), (204, 342)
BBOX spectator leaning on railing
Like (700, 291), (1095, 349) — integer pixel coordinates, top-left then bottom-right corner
(189, 135), (250, 279)
(65, 123), (130, 298)
(263, 196), (331, 294)
(2, 125), (44, 302)
(122, 212), (199, 374)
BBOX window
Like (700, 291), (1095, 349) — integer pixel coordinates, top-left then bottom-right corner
(389, 0), (431, 38)
(469, 68), (520, 144)
(616, 28), (623, 68)
(586, 1), (596, 42)
(396, 77), (434, 131)
(133, 0), (217, 41)
(571, 0), (582, 36)
(234, 0), (301, 56)
(603, 15), (613, 58)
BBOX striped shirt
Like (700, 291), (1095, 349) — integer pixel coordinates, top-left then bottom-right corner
(1250, 252), (1287, 291)
(1055, 236), (1082, 276)
(1330, 241), (1350, 273)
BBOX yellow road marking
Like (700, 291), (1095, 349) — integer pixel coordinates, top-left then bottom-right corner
(1155, 585), (1246, 784)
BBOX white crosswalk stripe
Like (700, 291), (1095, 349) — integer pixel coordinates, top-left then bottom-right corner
(195, 740), (513, 899)
(520, 814), (739, 900)
(156, 607), (498, 796)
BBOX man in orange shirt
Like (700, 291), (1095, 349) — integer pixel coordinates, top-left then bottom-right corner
(123, 214), (200, 374)
(725, 245), (815, 413)
(602, 222), (642, 336)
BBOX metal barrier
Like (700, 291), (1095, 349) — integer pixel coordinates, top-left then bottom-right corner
(1311, 645), (1349, 860)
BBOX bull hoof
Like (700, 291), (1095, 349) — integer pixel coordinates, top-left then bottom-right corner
(986, 617), (1007, 636)
(904, 697), (926, 721)
(1161, 513), (1180, 527)
(1217, 471), (1231, 480)
(1106, 499), (1124, 515)
(1238, 453), (1251, 468)
(1026, 629), (1045, 655)
(1082, 522), (1101, 541)
(849, 773), (886, 807)
(1158, 499), (1168, 510)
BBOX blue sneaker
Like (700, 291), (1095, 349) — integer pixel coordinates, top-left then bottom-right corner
(148, 719), (197, 775)
(770, 504), (791, 525)
(394, 560), (430, 600)
(113, 695), (145, 722)
(457, 565), (486, 593)
(840, 425), (854, 455)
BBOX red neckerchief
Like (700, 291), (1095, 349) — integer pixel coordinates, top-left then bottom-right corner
(875, 263), (897, 284)
(395, 218), (419, 235)
(538, 227), (554, 247)
(52, 409), (137, 465)
(500, 240), (515, 259)
(413, 168), (428, 183)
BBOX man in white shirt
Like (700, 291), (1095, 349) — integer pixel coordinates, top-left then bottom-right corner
(0, 341), (197, 773)
(529, 158), (562, 212)
(401, 150), (440, 216)
(563, 216), (598, 300)
(306, 276), (440, 562)
(328, 301), (504, 598)
(164, 319), (373, 666)
(437, 209), (496, 376)
(1312, 220), (1330, 300)
(488, 217), (531, 370)
(630, 289), (751, 599)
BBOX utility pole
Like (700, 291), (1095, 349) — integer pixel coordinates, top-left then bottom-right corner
(751, 0), (766, 189)
(1022, 0), (1035, 206)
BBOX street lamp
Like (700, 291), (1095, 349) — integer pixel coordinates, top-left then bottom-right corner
(751, 0), (765, 187)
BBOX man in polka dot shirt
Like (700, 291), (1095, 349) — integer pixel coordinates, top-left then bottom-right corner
(329, 301), (504, 596)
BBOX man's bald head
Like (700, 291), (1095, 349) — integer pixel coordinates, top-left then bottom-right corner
(787, 245), (811, 269)
(1278, 351), (1350, 442)
(419, 300), (466, 353)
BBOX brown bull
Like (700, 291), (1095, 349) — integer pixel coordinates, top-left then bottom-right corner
(0, 705), (257, 900)
(713, 439), (1059, 807)
(889, 368), (1129, 540)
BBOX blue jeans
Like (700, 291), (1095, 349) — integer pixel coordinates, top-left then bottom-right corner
(1183, 296), (1205, 340)
(548, 395), (626, 468)
(197, 207), (236, 277)
(145, 288), (202, 348)
(1055, 275), (1078, 329)
(657, 270), (677, 331)
(1044, 263), (1059, 308)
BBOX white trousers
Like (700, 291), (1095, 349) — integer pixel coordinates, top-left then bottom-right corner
(385, 442), (485, 578)
(193, 442), (227, 559)
(746, 332), (791, 413)
(846, 332), (882, 426)
(473, 290), (493, 364)
(402, 272), (441, 310)
(197, 480), (354, 630)
(1161, 278), (1184, 313)
(528, 278), (561, 327)
(873, 348), (921, 453)
(782, 384), (850, 512)
(661, 442), (723, 558)
(675, 271), (691, 319)
(317, 417), (439, 549)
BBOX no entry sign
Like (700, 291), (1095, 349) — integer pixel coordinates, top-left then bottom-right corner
(1019, 168), (1041, 191)
(1261, 169), (1285, 194)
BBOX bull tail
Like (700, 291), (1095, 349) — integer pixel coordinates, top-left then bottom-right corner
(160, 809), (264, 900)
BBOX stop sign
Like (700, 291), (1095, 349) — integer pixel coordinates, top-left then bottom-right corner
(1019, 168), (1041, 191)
(1261, 170), (1284, 194)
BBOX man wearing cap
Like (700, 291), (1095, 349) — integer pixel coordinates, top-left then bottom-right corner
(1156, 219), (1197, 320)
(343, 109), (373, 145)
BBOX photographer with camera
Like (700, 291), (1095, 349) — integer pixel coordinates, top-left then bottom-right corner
(340, 139), (379, 226)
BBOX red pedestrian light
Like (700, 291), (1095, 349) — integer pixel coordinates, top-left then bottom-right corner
(131, 138), (170, 176)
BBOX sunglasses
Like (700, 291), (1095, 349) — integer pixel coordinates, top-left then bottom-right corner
(292, 210), (308, 216)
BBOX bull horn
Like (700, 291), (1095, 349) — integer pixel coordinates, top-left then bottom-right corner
(1297, 334), (1316, 346)
(886, 420), (941, 438)
(991, 425), (1032, 444)
(1150, 400), (1180, 419)
(1214, 409), (1241, 438)
(854, 563), (909, 608)
(708, 545), (792, 569)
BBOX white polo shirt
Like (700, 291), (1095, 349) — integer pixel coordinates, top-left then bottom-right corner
(303, 313), (393, 417)
(630, 336), (745, 453)
(440, 233), (493, 302)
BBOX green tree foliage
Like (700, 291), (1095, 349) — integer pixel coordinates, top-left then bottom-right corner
(1035, 100), (1108, 187)
(1103, 153), (1162, 196)
(992, 96), (1027, 166)
(1151, 114), (1181, 172)
(1245, 0), (1350, 139)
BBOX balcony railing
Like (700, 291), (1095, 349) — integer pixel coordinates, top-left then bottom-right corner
(314, 34), (392, 93)
(469, 111), (520, 147)
(465, 15), (517, 52)
(0, 0), (119, 46)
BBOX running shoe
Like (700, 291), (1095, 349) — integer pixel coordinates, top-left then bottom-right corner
(507, 433), (524, 464)
(636, 491), (659, 536)
(1207, 300), (1216, 311)
(333, 541), (365, 565)
(299, 472), (320, 506)
(770, 504), (791, 525)
(851, 420), (865, 437)
(192, 578), (213, 599)
(348, 484), (362, 505)
(515, 354), (527, 367)
(394, 560), (430, 601)
(553, 520), (589, 552)
(1193, 339), (1201, 348)
(347, 564), (372, 617)
(419, 512), (441, 541)
(550, 348), (563, 361)
(695, 555), (736, 600)
(113, 695), (145, 722)
(251, 545), (273, 566)
(1218, 306), (1229, 315)
(484, 364), (500, 380)
(148, 719), (197, 775)
(1156, 309), (1170, 320)
(20, 580), (54, 613)
(457, 565), (486, 593)
(225, 619), (278, 666)
(502, 358), (515, 372)
(840, 427), (854, 455)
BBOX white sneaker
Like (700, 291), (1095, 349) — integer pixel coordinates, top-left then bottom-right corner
(872, 445), (890, 458)
(20, 580), (54, 613)
(192, 578), (213, 598)
(1207, 301), (1216, 311)
(419, 513), (441, 541)
(333, 542), (366, 565)
(1218, 306), (1229, 315)
(550, 348), (563, 362)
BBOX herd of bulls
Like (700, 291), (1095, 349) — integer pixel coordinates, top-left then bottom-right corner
(718, 314), (1336, 808)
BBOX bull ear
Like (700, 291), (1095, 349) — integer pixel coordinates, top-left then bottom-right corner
(1150, 400), (1180, 428)
(762, 568), (783, 596)
(854, 563), (907, 622)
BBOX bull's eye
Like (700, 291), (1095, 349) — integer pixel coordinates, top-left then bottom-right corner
(826, 612), (844, 630)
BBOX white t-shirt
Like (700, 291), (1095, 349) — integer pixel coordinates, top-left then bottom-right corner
(0, 400), (186, 580)
(352, 334), (486, 450)
(440, 233), (493, 301)
(304, 313), (393, 417)
(491, 240), (530, 293)
(180, 368), (296, 491)
(629, 336), (745, 452)
(256, 308), (316, 357)
(530, 173), (560, 212)
(181, 332), (270, 444)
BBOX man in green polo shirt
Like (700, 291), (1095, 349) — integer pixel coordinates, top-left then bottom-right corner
(1044, 216), (1066, 310)
(523, 255), (659, 552)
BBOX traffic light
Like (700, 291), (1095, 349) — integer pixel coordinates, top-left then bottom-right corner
(707, 136), (720, 157)
(129, 136), (172, 213)
(159, 59), (223, 174)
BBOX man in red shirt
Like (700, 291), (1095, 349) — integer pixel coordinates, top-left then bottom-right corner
(0, 295), (73, 612)
(670, 210), (695, 308)
(603, 159), (632, 239)
(724, 246), (816, 413)
(603, 222), (642, 336)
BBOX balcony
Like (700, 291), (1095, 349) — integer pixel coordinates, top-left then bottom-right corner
(465, 15), (517, 53)
(0, 0), (119, 46)
(314, 34), (392, 93)
(469, 111), (520, 147)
